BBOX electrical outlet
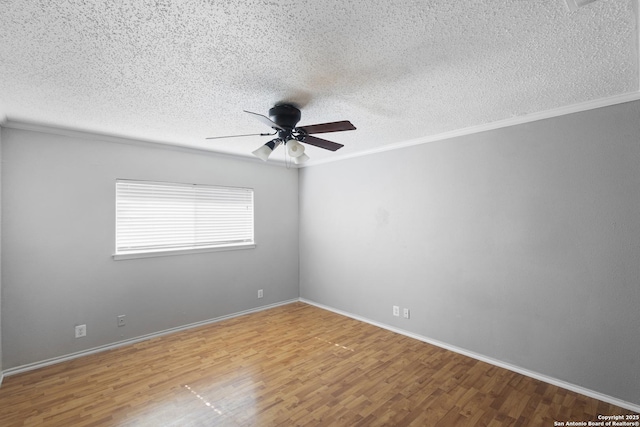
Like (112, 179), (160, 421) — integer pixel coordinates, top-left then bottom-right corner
(258, 289), (263, 299)
(393, 306), (400, 317)
(117, 315), (126, 327)
(403, 308), (410, 319)
(75, 324), (86, 338)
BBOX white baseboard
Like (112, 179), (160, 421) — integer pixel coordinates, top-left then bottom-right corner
(3, 297), (638, 413)
(300, 298), (640, 413)
(1, 299), (298, 379)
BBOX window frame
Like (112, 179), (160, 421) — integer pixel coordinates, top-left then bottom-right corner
(113, 179), (255, 260)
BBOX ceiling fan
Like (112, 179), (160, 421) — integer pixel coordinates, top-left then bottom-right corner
(207, 104), (356, 164)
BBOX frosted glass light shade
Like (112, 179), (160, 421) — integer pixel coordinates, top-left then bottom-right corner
(252, 145), (272, 161)
(293, 153), (310, 164)
(252, 140), (281, 161)
(287, 139), (305, 158)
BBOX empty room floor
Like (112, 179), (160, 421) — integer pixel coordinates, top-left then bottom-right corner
(0, 302), (636, 426)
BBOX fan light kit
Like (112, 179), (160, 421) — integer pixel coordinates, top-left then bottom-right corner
(207, 104), (356, 164)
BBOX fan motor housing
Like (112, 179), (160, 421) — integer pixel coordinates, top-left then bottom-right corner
(269, 104), (301, 129)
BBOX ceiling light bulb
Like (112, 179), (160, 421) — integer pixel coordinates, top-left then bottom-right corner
(252, 139), (281, 161)
(287, 139), (305, 158)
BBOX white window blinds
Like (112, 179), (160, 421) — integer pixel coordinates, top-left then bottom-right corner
(115, 180), (254, 257)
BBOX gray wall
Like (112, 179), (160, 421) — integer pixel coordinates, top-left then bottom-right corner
(1, 127), (299, 369)
(0, 126), (3, 377)
(299, 100), (640, 406)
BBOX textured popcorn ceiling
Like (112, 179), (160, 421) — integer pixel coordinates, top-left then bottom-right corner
(0, 0), (638, 164)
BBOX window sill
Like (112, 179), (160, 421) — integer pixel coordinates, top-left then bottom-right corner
(112, 243), (256, 260)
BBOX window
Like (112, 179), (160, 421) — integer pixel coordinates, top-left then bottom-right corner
(114, 179), (254, 259)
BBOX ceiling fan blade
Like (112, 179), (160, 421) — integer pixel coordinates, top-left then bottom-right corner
(206, 131), (276, 140)
(297, 120), (356, 134)
(244, 110), (284, 130)
(302, 135), (344, 151)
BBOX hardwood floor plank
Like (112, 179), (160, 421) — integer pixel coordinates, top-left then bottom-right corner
(0, 302), (636, 426)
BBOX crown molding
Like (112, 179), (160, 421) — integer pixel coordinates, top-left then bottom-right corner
(302, 91), (640, 168)
(0, 118), (290, 168)
(3, 91), (640, 170)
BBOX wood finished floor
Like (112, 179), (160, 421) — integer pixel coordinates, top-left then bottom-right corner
(0, 302), (636, 426)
